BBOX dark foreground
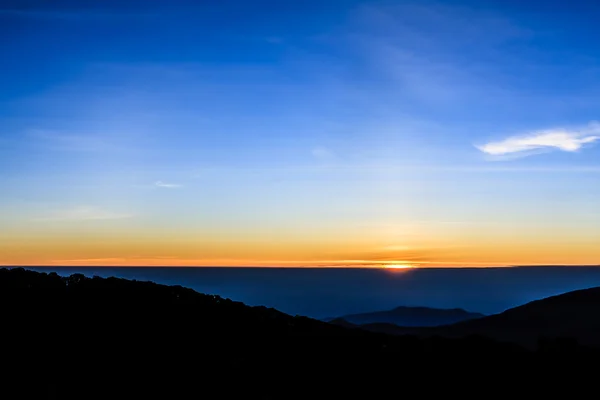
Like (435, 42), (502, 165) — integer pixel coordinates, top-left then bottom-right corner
(0, 268), (597, 399)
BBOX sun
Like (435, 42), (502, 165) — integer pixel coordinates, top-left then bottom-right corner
(382, 263), (417, 269)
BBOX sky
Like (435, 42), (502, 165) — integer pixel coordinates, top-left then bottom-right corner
(1, 0), (599, 267)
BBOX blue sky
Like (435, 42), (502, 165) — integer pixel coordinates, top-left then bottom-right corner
(1, 0), (599, 266)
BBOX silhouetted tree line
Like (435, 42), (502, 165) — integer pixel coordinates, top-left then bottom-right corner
(0, 268), (595, 399)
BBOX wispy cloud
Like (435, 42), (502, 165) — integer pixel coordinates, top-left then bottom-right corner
(477, 122), (600, 159)
(328, 244), (461, 265)
(34, 206), (133, 221)
(154, 181), (182, 188)
(349, 2), (528, 109)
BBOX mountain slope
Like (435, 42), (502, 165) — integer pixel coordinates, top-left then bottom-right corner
(328, 306), (484, 327)
(359, 287), (600, 348)
(438, 286), (600, 347)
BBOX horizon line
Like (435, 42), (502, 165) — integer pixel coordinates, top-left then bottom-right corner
(4, 264), (600, 269)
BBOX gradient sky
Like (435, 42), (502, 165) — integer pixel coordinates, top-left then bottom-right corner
(1, 0), (599, 267)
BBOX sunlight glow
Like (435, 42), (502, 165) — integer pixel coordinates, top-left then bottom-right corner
(382, 263), (417, 269)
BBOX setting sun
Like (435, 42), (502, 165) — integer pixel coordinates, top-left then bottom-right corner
(382, 264), (417, 269)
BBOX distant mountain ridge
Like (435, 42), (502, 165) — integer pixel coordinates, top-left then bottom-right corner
(326, 306), (485, 327)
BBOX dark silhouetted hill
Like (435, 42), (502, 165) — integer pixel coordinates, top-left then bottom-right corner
(327, 306), (484, 327)
(327, 317), (358, 328)
(357, 287), (600, 349)
(435, 286), (600, 348)
(0, 268), (597, 399)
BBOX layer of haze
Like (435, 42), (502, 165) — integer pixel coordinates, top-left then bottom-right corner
(1, 0), (599, 267)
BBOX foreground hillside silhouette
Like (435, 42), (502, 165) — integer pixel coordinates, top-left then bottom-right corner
(344, 287), (600, 348)
(0, 268), (597, 399)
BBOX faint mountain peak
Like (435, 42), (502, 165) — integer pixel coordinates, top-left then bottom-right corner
(329, 305), (485, 327)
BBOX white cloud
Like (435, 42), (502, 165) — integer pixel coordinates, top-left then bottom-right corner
(155, 181), (182, 188)
(476, 123), (600, 159)
(35, 206), (133, 221)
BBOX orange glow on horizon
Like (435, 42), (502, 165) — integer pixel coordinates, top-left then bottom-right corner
(5, 258), (595, 268)
(0, 228), (598, 268)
